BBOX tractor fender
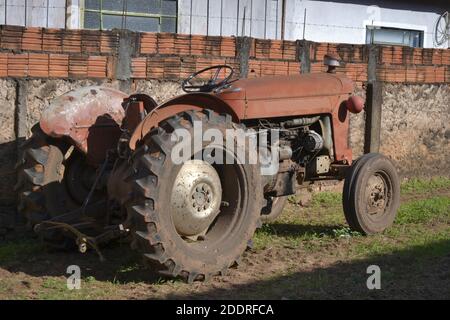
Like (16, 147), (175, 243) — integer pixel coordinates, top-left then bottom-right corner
(129, 93), (240, 150)
(40, 86), (128, 165)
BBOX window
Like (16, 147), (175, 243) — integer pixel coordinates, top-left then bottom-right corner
(366, 26), (423, 48)
(83, 0), (177, 32)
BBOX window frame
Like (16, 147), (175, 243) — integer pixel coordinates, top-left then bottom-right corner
(80, 0), (178, 32)
(366, 26), (424, 48)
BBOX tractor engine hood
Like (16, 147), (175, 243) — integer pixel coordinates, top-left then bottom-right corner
(217, 73), (354, 101)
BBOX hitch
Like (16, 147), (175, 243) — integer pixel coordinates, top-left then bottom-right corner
(33, 151), (128, 261)
(35, 217), (129, 262)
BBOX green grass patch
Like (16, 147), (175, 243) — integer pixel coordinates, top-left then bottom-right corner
(37, 277), (118, 300)
(0, 239), (43, 264)
(396, 196), (450, 224)
(401, 177), (450, 194)
(255, 191), (449, 255)
(310, 192), (341, 208)
(352, 228), (450, 259)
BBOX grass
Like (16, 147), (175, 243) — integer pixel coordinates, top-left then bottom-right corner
(310, 191), (342, 207)
(255, 177), (450, 251)
(401, 177), (450, 194)
(396, 196), (450, 224)
(0, 177), (449, 299)
(37, 277), (119, 300)
(0, 238), (42, 264)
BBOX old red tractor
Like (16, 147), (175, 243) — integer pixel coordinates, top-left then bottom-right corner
(16, 56), (400, 282)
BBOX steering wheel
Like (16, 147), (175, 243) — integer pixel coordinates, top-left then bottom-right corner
(182, 65), (234, 93)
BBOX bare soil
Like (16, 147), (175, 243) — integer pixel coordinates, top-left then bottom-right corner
(0, 186), (449, 300)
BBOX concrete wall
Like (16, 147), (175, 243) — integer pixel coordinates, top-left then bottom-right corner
(0, 79), (16, 207)
(0, 80), (447, 196)
(348, 83), (450, 177)
(380, 83), (450, 177)
(0, 78), (184, 206)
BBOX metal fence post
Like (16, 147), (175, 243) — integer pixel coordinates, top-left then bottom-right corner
(364, 45), (383, 154)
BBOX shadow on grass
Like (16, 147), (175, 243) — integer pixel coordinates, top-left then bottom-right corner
(0, 234), (163, 284)
(165, 238), (450, 300)
(0, 222), (345, 285)
(1, 231), (449, 299)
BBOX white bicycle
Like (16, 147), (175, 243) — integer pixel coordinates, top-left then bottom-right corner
(435, 11), (449, 47)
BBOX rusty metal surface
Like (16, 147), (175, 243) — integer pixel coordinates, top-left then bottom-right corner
(122, 101), (146, 133)
(129, 73), (356, 164)
(40, 86), (128, 164)
(128, 93), (240, 150)
(346, 95), (365, 114)
(220, 73), (353, 102)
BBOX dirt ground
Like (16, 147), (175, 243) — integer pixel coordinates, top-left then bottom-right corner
(0, 178), (449, 300)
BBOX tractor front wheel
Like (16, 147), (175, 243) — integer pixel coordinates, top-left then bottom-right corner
(342, 153), (400, 235)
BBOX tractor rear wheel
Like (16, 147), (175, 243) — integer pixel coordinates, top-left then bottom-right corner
(15, 125), (103, 247)
(16, 125), (76, 226)
(127, 110), (264, 282)
(342, 153), (400, 235)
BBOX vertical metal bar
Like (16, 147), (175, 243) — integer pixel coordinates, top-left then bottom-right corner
(249, 0), (252, 37)
(236, 0), (240, 37)
(241, 5), (245, 36)
(189, 0), (193, 34)
(175, 0), (178, 33)
(125, 0), (128, 30)
(100, 0), (104, 30)
(65, 0), (68, 29)
(47, 0), (49, 27)
(220, 0), (223, 36)
(121, 0), (126, 30)
(206, 0), (209, 36)
(275, 0), (279, 39)
(264, 0), (267, 39)
(302, 8), (306, 40)
(280, 0), (286, 40)
(24, 0), (27, 26)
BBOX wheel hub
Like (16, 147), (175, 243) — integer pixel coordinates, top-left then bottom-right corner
(171, 160), (222, 237)
(191, 183), (213, 211)
(366, 175), (386, 215)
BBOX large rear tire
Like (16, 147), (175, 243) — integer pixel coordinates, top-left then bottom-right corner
(15, 125), (103, 248)
(126, 110), (264, 282)
(342, 153), (400, 235)
(15, 125), (77, 227)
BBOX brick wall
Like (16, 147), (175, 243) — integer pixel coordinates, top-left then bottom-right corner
(1, 25), (449, 86)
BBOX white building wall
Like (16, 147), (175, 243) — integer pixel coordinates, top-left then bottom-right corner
(284, 0), (447, 48)
(178, 0), (283, 39)
(178, 0), (447, 48)
(0, 0), (446, 49)
(66, 0), (80, 30)
(0, 0), (66, 28)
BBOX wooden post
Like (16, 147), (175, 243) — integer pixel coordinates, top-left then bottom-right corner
(297, 40), (311, 74)
(236, 37), (254, 78)
(364, 45), (383, 154)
